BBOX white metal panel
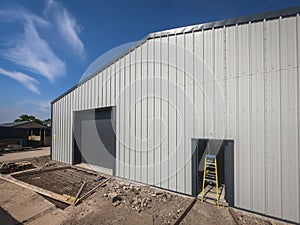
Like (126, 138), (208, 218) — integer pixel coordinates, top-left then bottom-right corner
(203, 29), (215, 137)
(141, 42), (148, 184)
(250, 21), (265, 213)
(87, 80), (91, 109)
(185, 32), (194, 194)
(176, 34), (185, 192)
(250, 22), (264, 74)
(111, 63), (116, 106)
(280, 17), (297, 70)
(250, 73), (265, 213)
(98, 71), (103, 107)
(281, 68), (298, 221)
(214, 79), (226, 138)
(118, 57), (125, 178)
(168, 35), (177, 191)
(214, 27), (224, 80)
(238, 74), (251, 210)
(194, 30), (204, 137)
(297, 14), (300, 223)
(266, 20), (280, 72)
(129, 51), (136, 181)
(204, 29), (214, 83)
(135, 46), (142, 182)
(124, 55), (130, 179)
(161, 37), (169, 189)
(266, 70), (282, 217)
(147, 39), (155, 185)
(226, 26), (237, 78)
(238, 24), (250, 77)
(154, 37), (162, 187)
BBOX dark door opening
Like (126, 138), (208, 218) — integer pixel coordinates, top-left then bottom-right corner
(192, 138), (234, 206)
(73, 107), (116, 175)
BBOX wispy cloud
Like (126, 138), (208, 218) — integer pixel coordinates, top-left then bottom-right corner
(0, 67), (40, 94)
(16, 99), (50, 112)
(0, 6), (49, 26)
(1, 14), (66, 83)
(46, 0), (85, 55)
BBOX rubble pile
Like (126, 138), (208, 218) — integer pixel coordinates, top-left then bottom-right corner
(102, 180), (185, 224)
(0, 161), (34, 174)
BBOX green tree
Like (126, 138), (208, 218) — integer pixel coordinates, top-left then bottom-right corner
(14, 115), (43, 124)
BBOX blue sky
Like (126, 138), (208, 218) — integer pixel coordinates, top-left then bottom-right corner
(0, 0), (298, 123)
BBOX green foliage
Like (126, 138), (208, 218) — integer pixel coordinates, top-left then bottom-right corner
(14, 114), (46, 124)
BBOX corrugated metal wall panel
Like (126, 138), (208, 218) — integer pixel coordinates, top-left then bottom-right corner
(168, 34), (177, 192)
(135, 46), (142, 182)
(297, 14), (300, 224)
(124, 54), (130, 179)
(140, 42), (148, 184)
(115, 60), (120, 177)
(52, 14), (300, 223)
(129, 51), (136, 181)
(184, 32), (194, 195)
(194, 30), (205, 137)
(154, 37), (162, 187)
(118, 57), (125, 178)
(147, 39), (155, 185)
(281, 68), (298, 221)
(161, 37), (169, 189)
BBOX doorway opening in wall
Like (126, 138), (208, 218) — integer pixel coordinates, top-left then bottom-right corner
(191, 139), (234, 206)
(73, 107), (116, 175)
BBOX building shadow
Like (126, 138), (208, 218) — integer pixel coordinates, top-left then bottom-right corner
(0, 207), (22, 225)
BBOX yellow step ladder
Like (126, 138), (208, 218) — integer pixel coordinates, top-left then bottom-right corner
(201, 154), (219, 207)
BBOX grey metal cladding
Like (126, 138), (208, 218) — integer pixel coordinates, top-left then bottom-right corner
(52, 7), (300, 224)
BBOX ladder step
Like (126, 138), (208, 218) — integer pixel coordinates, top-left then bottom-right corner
(205, 154), (216, 159)
(205, 179), (217, 183)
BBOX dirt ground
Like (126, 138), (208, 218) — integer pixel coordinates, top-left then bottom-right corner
(0, 155), (292, 225)
(13, 167), (101, 197)
(0, 147), (50, 163)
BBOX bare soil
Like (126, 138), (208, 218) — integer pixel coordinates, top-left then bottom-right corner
(13, 167), (101, 197)
(1, 155), (290, 225)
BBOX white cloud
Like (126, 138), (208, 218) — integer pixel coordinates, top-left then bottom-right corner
(16, 99), (50, 112)
(1, 18), (66, 83)
(0, 67), (40, 94)
(0, 7), (49, 26)
(46, 0), (85, 55)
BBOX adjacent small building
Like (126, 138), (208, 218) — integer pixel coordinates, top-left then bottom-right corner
(0, 121), (51, 148)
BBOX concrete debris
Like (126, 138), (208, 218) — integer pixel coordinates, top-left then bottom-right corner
(45, 162), (56, 167)
(102, 181), (184, 214)
(112, 200), (121, 207)
(0, 161), (34, 174)
(108, 192), (122, 203)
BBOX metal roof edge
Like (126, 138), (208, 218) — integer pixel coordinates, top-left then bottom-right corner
(51, 5), (300, 105)
(148, 5), (300, 37)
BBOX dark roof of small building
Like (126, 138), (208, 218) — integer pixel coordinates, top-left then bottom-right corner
(0, 121), (50, 129)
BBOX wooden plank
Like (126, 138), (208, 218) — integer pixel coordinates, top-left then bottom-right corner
(75, 177), (111, 205)
(172, 198), (197, 225)
(73, 181), (86, 204)
(0, 174), (76, 205)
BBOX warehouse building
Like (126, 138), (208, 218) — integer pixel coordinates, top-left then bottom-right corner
(51, 6), (300, 223)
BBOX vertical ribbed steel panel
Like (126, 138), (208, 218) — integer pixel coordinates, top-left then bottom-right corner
(52, 14), (300, 223)
(124, 54), (130, 179)
(147, 39), (155, 185)
(154, 37), (162, 187)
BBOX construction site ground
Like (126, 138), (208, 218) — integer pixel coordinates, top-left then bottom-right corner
(0, 155), (291, 225)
